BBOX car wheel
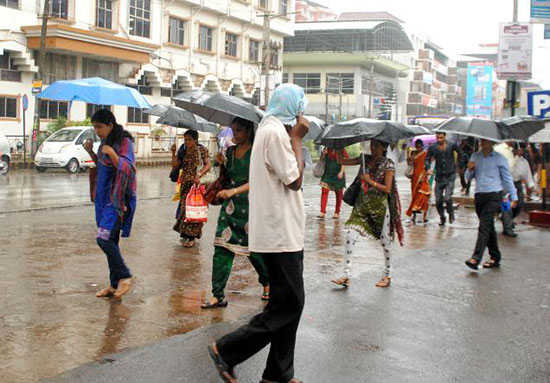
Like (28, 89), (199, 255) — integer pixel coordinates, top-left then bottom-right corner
(0, 156), (9, 175)
(35, 166), (47, 173)
(66, 158), (80, 174)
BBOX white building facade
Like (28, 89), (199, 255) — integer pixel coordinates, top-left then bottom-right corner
(0, 0), (294, 157)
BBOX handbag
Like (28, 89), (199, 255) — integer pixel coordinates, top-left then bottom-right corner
(343, 175), (361, 206)
(204, 146), (233, 205)
(312, 157), (325, 178)
(404, 164), (414, 179)
(198, 147), (217, 186)
(185, 184), (209, 223)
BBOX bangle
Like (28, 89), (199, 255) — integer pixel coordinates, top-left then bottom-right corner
(233, 188), (238, 196)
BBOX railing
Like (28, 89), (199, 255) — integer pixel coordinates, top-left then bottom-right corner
(151, 137), (176, 152)
(5, 135), (28, 154)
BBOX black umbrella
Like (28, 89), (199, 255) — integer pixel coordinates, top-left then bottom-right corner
(303, 115), (325, 140)
(174, 91), (264, 126)
(143, 104), (218, 133)
(434, 116), (546, 142)
(320, 118), (418, 149)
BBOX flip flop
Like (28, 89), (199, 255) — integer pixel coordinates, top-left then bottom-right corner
(201, 299), (228, 309)
(465, 258), (479, 270)
(208, 343), (238, 383)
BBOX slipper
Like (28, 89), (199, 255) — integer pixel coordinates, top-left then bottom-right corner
(260, 379), (303, 383)
(331, 276), (349, 288)
(465, 258), (479, 270)
(483, 260), (500, 269)
(261, 293), (270, 301)
(208, 343), (238, 383)
(201, 299), (228, 309)
(183, 240), (195, 248)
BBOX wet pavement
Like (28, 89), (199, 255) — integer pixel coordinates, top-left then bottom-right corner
(1, 167), (549, 382)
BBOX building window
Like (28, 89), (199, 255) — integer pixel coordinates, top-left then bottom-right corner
(42, 53), (76, 85)
(198, 25), (213, 52)
(128, 107), (149, 124)
(0, 52), (21, 82)
(293, 73), (321, 94)
(282, 73), (288, 83)
(258, 0), (268, 10)
(82, 58), (119, 83)
(249, 40), (260, 62)
(86, 104), (112, 118)
(161, 80), (180, 97)
(169, 17), (185, 46)
(278, 0), (287, 15)
(327, 73), (354, 94)
(49, 0), (68, 18)
(96, 0), (113, 29)
(0, 96), (17, 118)
(225, 33), (238, 57)
(1, 0), (19, 9)
(129, 0), (151, 38)
(40, 100), (69, 120)
(127, 77), (152, 95)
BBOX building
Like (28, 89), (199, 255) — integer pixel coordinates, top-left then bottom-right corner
(295, 0), (337, 23)
(0, 0), (294, 158)
(283, 13), (413, 123)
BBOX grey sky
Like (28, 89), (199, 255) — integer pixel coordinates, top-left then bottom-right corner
(317, 0), (550, 87)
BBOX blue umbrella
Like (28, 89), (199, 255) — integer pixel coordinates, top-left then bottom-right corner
(37, 77), (151, 108)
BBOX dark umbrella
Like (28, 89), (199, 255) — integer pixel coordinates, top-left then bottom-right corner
(320, 118), (418, 149)
(174, 91), (264, 126)
(303, 116), (325, 140)
(143, 104), (218, 133)
(434, 116), (546, 142)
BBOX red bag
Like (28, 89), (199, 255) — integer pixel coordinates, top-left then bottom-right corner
(185, 184), (208, 223)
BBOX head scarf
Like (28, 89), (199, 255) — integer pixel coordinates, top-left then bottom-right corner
(266, 84), (308, 126)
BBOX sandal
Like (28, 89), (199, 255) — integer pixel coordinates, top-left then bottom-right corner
(331, 276), (349, 288)
(208, 343), (238, 383)
(183, 240), (195, 248)
(318, 213), (326, 219)
(201, 297), (228, 309)
(260, 379), (303, 383)
(332, 213), (340, 219)
(261, 286), (270, 301)
(96, 286), (115, 297)
(465, 258), (479, 270)
(375, 276), (391, 288)
(483, 259), (500, 269)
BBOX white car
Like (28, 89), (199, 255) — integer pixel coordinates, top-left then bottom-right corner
(34, 127), (100, 173)
(0, 131), (11, 175)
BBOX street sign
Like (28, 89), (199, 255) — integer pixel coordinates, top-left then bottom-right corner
(531, 0), (550, 23)
(528, 90), (550, 118)
(32, 80), (42, 94)
(22, 94), (29, 111)
(545, 24), (550, 39)
(497, 23), (533, 80)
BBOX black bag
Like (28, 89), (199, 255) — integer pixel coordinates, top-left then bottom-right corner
(343, 176), (361, 206)
(169, 144), (186, 182)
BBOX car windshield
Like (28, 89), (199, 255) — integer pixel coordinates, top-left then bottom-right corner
(47, 129), (83, 142)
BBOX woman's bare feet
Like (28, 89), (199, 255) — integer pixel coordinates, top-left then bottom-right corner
(375, 276), (391, 288)
(96, 286), (115, 297)
(331, 276), (349, 288)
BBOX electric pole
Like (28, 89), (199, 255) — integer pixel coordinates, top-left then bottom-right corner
(509, 0), (519, 117)
(261, 11), (273, 108)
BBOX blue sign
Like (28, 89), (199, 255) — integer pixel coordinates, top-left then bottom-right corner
(22, 94), (29, 111)
(531, 0), (550, 23)
(466, 62), (494, 119)
(528, 90), (550, 118)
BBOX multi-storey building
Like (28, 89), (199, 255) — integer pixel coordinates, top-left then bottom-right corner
(0, 0), (294, 154)
(295, 0), (336, 23)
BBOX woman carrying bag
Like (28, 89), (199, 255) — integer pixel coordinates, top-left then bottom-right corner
(318, 148), (348, 219)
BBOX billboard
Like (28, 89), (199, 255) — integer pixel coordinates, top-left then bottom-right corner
(531, 0), (550, 23)
(528, 90), (550, 118)
(497, 23), (533, 80)
(466, 62), (494, 119)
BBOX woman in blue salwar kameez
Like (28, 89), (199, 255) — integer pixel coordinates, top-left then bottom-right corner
(85, 109), (137, 299)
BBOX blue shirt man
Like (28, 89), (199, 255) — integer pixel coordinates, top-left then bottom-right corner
(466, 151), (518, 201)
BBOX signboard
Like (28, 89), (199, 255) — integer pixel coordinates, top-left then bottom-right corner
(32, 80), (43, 94)
(545, 24), (550, 39)
(528, 90), (550, 118)
(22, 94), (29, 111)
(466, 62), (494, 119)
(531, 0), (550, 23)
(497, 23), (533, 80)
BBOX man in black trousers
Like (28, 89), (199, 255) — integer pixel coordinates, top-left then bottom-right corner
(208, 84), (309, 383)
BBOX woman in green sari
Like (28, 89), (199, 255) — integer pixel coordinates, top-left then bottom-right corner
(201, 118), (269, 309)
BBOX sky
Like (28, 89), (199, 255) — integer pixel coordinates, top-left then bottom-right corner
(318, 0), (550, 88)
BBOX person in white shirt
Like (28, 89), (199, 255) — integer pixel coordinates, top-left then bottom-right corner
(386, 142), (407, 165)
(208, 84), (309, 383)
(495, 142), (517, 237)
(511, 144), (535, 221)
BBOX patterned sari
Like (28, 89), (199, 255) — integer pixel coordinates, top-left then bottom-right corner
(406, 150), (431, 216)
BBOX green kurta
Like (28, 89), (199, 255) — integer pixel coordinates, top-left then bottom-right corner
(320, 150), (346, 191)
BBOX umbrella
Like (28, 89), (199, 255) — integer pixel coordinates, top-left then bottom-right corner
(434, 116), (546, 142)
(143, 104), (218, 133)
(37, 77), (151, 108)
(320, 118), (418, 149)
(407, 125), (431, 136)
(529, 121), (550, 143)
(303, 115), (326, 140)
(409, 134), (437, 147)
(174, 91), (264, 126)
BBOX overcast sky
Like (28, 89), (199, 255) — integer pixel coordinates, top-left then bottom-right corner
(318, 0), (550, 87)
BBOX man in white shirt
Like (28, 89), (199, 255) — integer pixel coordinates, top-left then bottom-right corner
(495, 142), (517, 237)
(511, 144), (535, 222)
(386, 142), (406, 165)
(209, 84), (309, 383)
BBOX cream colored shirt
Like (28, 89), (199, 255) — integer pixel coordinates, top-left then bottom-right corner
(495, 143), (516, 172)
(248, 116), (305, 253)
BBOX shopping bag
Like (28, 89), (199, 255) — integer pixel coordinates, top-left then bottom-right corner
(312, 157), (325, 178)
(172, 170), (183, 201)
(185, 184), (209, 223)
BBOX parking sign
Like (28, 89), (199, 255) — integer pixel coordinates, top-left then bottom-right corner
(528, 90), (550, 117)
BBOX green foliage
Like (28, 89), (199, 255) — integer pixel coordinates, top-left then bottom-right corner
(345, 143), (362, 158)
(150, 126), (167, 137)
(303, 139), (321, 160)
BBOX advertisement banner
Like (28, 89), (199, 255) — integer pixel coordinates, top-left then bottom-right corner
(497, 23), (533, 80)
(531, 0), (550, 23)
(466, 62), (494, 119)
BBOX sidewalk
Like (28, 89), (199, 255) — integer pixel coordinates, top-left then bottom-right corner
(42, 221), (550, 383)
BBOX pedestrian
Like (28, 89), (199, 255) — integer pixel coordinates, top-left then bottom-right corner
(318, 147), (348, 219)
(511, 144), (535, 221)
(208, 84), (309, 383)
(457, 138), (473, 195)
(85, 109), (136, 298)
(332, 139), (404, 289)
(386, 142), (407, 165)
(425, 132), (461, 226)
(495, 141), (518, 237)
(464, 139), (518, 270)
(201, 117), (269, 309)
(171, 130), (212, 248)
(406, 139), (431, 224)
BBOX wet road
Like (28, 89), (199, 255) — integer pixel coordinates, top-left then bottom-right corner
(1, 168), (549, 382)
